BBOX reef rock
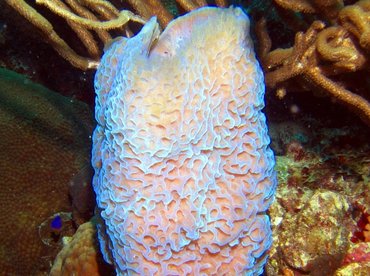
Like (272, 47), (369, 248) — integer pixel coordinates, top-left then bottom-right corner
(280, 190), (351, 272)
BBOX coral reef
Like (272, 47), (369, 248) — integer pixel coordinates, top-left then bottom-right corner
(0, 68), (93, 274)
(92, 6), (276, 274)
(266, 121), (370, 275)
(2, 0), (370, 274)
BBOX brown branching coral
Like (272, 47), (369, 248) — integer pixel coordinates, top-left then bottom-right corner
(5, 0), (220, 71)
(258, 0), (370, 125)
(274, 0), (344, 22)
(5, 0), (147, 70)
(339, 0), (370, 51)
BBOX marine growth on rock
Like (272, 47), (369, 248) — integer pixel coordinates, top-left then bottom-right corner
(92, 7), (277, 275)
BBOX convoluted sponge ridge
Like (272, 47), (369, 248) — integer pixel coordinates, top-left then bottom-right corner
(92, 7), (277, 275)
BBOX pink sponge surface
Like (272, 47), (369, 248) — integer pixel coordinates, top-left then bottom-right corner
(92, 7), (277, 275)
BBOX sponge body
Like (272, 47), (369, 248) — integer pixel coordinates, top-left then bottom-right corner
(92, 7), (277, 275)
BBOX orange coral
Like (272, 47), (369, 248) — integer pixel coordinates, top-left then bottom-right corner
(50, 221), (113, 276)
(0, 68), (93, 274)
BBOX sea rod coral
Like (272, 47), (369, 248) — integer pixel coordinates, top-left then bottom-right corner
(256, 0), (370, 125)
(92, 6), (277, 275)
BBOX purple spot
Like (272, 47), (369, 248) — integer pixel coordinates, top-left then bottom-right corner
(51, 215), (62, 230)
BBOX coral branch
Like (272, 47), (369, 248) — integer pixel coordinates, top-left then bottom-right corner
(316, 26), (366, 72)
(146, 0), (174, 26)
(66, 0), (113, 45)
(275, 0), (344, 21)
(338, 0), (370, 50)
(259, 0), (370, 125)
(5, 0), (100, 70)
(306, 67), (370, 121)
(274, 0), (315, 13)
(215, 0), (228, 7)
(5, 0), (152, 70)
(176, 0), (201, 11)
(36, 0), (146, 29)
(49, 0), (101, 58)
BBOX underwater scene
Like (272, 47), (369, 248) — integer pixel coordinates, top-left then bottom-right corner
(0, 0), (369, 275)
